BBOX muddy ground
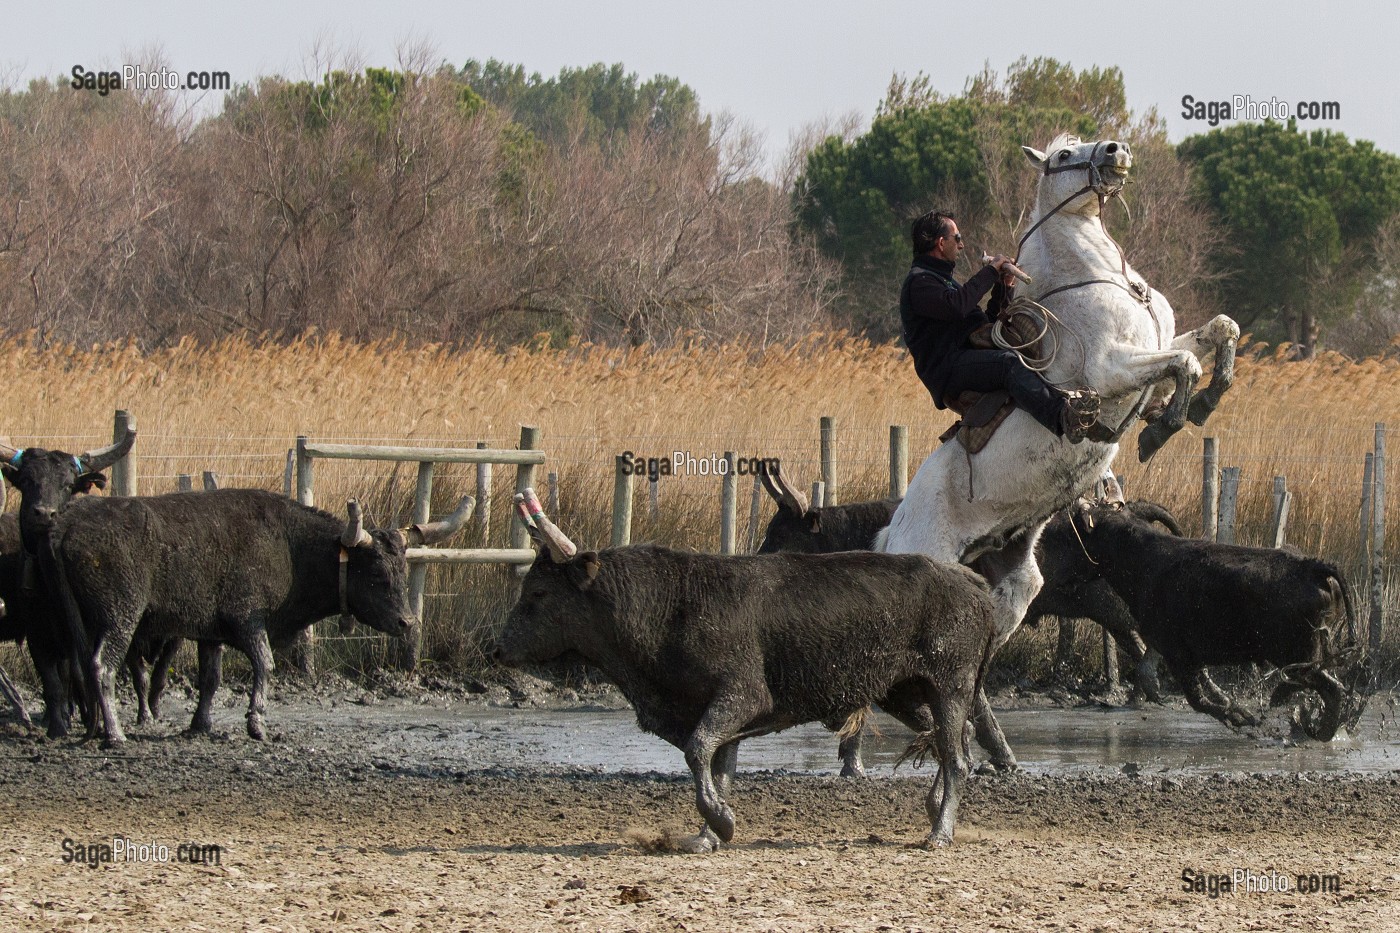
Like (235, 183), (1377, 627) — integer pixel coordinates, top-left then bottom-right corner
(1, 676), (1398, 932)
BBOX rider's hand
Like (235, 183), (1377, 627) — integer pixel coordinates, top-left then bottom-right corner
(984, 254), (1017, 285)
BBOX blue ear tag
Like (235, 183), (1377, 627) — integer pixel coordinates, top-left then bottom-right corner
(9, 450), (22, 467)
(73, 456), (84, 472)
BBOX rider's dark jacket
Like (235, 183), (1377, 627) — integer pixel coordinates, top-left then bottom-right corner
(899, 255), (1015, 408)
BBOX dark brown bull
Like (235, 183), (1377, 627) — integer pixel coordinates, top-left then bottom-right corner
(497, 491), (997, 850)
(1064, 502), (1367, 739)
(0, 427), (149, 736)
(47, 488), (473, 746)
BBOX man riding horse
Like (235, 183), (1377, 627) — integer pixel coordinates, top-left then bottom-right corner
(900, 210), (1101, 443)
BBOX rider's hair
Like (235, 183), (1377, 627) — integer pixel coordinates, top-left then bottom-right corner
(911, 210), (955, 255)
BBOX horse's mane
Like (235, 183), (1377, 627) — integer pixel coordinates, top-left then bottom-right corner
(1044, 132), (1082, 152)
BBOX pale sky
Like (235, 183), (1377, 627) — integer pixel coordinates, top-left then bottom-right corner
(7, 1), (1396, 168)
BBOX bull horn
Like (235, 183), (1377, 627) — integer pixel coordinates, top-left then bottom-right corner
(520, 487), (577, 562)
(341, 499), (373, 548)
(405, 495), (476, 546)
(79, 423), (137, 473)
(765, 463), (809, 515)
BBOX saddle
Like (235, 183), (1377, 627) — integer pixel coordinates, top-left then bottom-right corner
(939, 308), (1048, 454)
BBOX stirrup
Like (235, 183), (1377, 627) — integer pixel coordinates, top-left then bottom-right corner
(1060, 389), (1100, 444)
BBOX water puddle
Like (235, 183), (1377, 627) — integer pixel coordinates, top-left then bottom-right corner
(323, 701), (1400, 778)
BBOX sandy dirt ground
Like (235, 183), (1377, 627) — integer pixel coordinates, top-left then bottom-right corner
(1, 680), (1398, 932)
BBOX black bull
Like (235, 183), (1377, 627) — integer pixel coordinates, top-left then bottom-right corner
(1065, 503), (1370, 740)
(46, 488), (472, 746)
(497, 496), (998, 850)
(756, 472), (1182, 773)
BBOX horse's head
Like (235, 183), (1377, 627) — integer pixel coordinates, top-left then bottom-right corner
(1022, 134), (1132, 214)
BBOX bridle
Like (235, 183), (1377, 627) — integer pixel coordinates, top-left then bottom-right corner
(1004, 141), (1162, 442)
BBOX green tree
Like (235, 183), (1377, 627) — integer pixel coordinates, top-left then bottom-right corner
(1178, 120), (1400, 354)
(456, 59), (704, 148)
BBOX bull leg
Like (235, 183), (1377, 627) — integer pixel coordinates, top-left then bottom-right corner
(1176, 315), (1240, 425)
(1299, 669), (1346, 741)
(29, 641), (71, 739)
(1132, 647), (1165, 705)
(681, 741), (740, 854)
(127, 648), (152, 725)
(0, 663), (31, 727)
(244, 631), (273, 741)
(683, 694), (764, 844)
(1180, 667), (1256, 730)
(187, 640), (224, 735)
(90, 634), (129, 748)
(146, 639), (179, 721)
(928, 686), (975, 847)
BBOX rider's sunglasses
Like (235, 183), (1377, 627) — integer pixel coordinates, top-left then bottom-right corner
(942, 233), (963, 244)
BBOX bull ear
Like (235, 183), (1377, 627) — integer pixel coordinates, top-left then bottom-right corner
(0, 463), (17, 487)
(1022, 145), (1047, 168)
(74, 471), (108, 494)
(567, 552), (601, 591)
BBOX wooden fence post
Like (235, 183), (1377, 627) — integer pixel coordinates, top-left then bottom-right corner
(1217, 466), (1241, 545)
(296, 436), (314, 508)
(820, 416), (838, 506)
(611, 455), (633, 547)
(396, 460), (434, 672)
(202, 471), (219, 491)
(177, 474), (192, 492)
(476, 441), (493, 543)
(547, 471), (560, 517)
(1269, 476), (1291, 548)
(511, 427), (540, 580)
(648, 474), (660, 522)
(110, 409), (136, 497)
(719, 452), (737, 554)
(811, 481), (825, 510)
(1358, 452), (1374, 645)
(1370, 423), (1386, 657)
(1202, 437), (1219, 540)
(283, 434), (317, 676)
(890, 425), (909, 500)
(283, 449), (295, 498)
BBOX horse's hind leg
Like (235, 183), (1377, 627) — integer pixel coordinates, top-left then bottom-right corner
(965, 524), (1050, 770)
(1177, 315), (1240, 425)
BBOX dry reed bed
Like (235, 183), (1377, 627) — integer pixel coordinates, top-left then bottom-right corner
(0, 335), (1395, 674)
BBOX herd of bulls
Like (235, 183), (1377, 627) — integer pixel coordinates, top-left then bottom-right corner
(0, 423), (473, 746)
(497, 467), (1371, 850)
(0, 429), (1373, 852)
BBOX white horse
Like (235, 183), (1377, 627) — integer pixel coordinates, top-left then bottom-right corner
(878, 134), (1239, 767)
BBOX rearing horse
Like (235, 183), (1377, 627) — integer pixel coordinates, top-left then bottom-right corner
(878, 134), (1239, 767)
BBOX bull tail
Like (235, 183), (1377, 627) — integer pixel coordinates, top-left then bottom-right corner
(836, 706), (871, 741)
